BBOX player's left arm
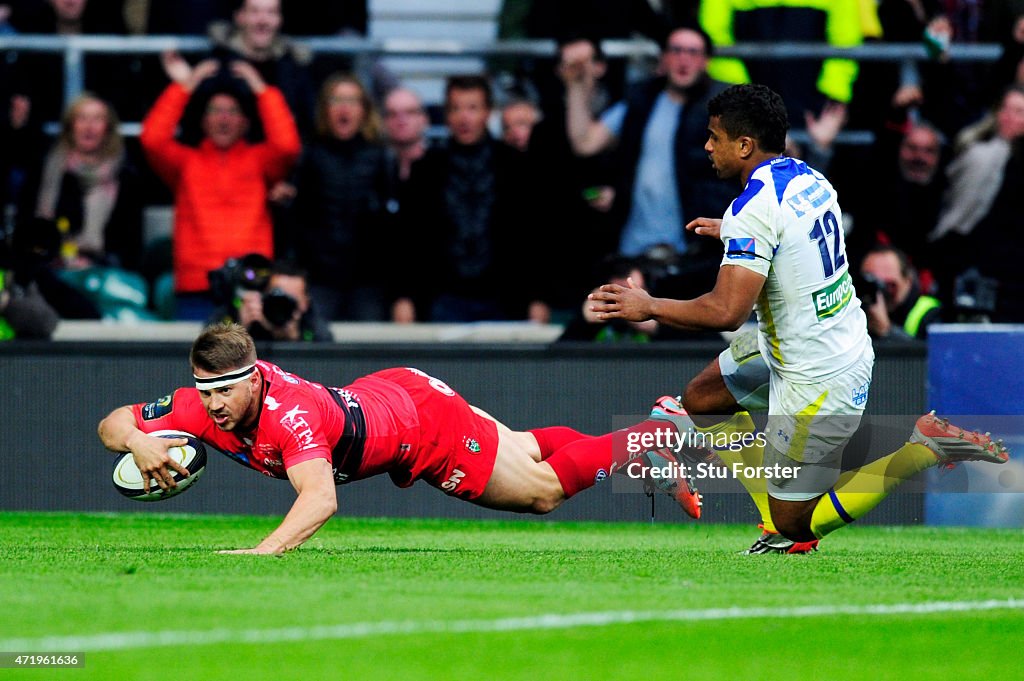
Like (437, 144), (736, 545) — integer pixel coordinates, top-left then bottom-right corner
(589, 265), (765, 331)
(219, 458), (337, 555)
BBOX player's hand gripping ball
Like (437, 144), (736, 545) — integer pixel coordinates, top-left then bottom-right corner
(112, 430), (207, 501)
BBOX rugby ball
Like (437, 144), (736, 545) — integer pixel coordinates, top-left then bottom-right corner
(112, 430), (207, 501)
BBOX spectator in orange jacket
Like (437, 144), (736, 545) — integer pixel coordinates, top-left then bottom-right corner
(141, 51), (301, 320)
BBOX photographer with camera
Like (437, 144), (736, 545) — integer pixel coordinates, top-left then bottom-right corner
(858, 245), (941, 341)
(208, 254), (332, 342)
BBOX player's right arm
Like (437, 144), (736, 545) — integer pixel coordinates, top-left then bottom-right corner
(97, 406), (190, 492)
(220, 458), (338, 555)
(590, 265), (764, 331)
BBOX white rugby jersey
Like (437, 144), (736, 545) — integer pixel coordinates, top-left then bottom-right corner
(718, 156), (872, 383)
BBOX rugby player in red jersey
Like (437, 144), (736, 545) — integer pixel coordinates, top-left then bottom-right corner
(99, 323), (701, 554)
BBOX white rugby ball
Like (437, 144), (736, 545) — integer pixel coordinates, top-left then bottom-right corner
(112, 430), (207, 502)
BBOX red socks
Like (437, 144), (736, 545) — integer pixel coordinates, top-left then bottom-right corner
(528, 426), (591, 460)
(544, 420), (669, 498)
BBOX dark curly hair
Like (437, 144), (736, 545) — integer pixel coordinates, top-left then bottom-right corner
(707, 84), (789, 154)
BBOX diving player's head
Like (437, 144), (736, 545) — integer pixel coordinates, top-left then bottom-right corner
(191, 322), (262, 432)
(704, 84), (789, 181)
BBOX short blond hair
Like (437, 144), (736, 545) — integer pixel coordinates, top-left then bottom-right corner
(190, 322), (257, 373)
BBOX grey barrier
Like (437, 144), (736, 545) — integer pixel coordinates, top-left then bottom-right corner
(0, 341), (926, 525)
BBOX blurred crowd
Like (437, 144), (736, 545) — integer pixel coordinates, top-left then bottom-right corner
(2, 0), (1024, 342)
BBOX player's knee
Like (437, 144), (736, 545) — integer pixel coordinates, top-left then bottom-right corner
(682, 367), (728, 414)
(530, 493), (562, 515)
(680, 388), (704, 414)
(682, 381), (716, 415)
(530, 481), (567, 514)
(774, 517), (816, 544)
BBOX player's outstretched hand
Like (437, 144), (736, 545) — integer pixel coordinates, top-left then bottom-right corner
(126, 432), (190, 493)
(588, 277), (655, 322)
(686, 217), (722, 240)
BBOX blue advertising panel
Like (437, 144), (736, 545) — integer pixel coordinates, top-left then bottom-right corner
(926, 325), (1024, 526)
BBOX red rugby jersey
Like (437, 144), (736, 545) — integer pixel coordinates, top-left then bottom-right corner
(130, 361), (421, 484)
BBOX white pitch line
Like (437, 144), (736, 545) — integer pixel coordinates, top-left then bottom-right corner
(2, 598), (1022, 653)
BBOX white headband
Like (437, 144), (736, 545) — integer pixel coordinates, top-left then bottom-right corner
(194, 363), (257, 390)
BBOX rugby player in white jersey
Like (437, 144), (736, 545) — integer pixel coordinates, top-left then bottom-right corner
(590, 84), (1009, 545)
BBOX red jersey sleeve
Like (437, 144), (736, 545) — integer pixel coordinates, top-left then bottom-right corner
(262, 398), (334, 471)
(130, 388), (210, 435)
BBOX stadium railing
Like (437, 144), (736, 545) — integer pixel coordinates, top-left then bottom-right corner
(51, 319), (567, 343)
(0, 35), (1005, 145)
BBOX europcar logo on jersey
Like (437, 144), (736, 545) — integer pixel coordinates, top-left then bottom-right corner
(811, 271), (853, 320)
(463, 437), (481, 453)
(141, 394), (173, 420)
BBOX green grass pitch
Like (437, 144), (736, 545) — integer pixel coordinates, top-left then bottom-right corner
(0, 512), (1021, 680)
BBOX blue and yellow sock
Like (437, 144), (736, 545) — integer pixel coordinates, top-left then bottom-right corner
(696, 412), (774, 533)
(810, 443), (937, 538)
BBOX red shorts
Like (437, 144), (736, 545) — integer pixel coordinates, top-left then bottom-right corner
(367, 368), (499, 501)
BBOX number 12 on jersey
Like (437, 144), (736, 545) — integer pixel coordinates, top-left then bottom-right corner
(808, 210), (846, 279)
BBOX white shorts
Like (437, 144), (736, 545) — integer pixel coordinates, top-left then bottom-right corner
(764, 353), (874, 501)
(719, 329), (770, 412)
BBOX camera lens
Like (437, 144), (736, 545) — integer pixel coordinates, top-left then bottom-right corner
(262, 288), (298, 327)
(853, 271), (884, 302)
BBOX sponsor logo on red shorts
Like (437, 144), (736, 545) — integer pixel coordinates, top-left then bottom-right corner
(441, 469), (466, 492)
